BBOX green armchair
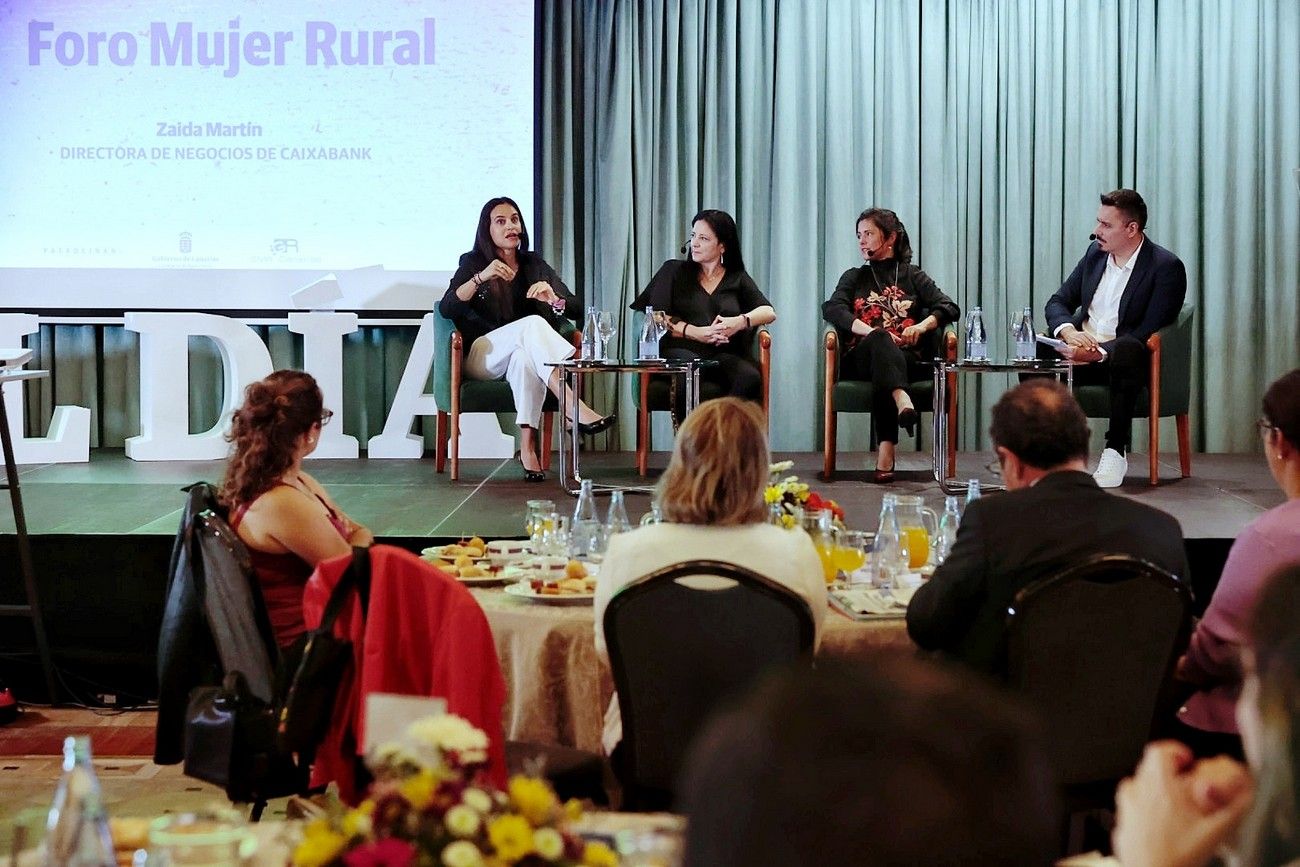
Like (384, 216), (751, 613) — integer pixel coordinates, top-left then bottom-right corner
(1072, 302), (1194, 486)
(822, 325), (958, 481)
(433, 308), (581, 481)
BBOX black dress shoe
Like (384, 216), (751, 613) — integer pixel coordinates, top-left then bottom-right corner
(578, 413), (617, 436)
(516, 455), (546, 483)
(897, 407), (918, 437)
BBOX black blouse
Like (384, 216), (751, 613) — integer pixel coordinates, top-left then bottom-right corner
(822, 259), (960, 357)
(438, 250), (580, 348)
(633, 259), (771, 358)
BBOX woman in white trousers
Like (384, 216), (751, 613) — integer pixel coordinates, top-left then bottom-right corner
(439, 196), (614, 481)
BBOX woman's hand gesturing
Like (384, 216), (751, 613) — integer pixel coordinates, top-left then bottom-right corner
(479, 259), (517, 284)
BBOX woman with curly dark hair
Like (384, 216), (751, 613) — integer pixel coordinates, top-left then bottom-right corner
(220, 369), (372, 647)
(822, 207), (960, 482)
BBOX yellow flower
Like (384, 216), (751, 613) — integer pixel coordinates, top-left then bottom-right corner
(533, 827), (565, 860)
(292, 820), (348, 867)
(461, 787), (494, 814)
(563, 798), (584, 823)
(442, 840), (485, 867)
(582, 841), (619, 867)
(398, 769), (438, 810)
(487, 814), (535, 863)
(446, 804), (482, 838)
(341, 807), (373, 838)
(763, 486), (781, 504)
(779, 514), (796, 529)
(507, 775), (557, 826)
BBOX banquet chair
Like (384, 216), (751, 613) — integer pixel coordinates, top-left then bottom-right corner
(822, 325), (958, 481)
(603, 560), (815, 811)
(1004, 553), (1192, 853)
(433, 307), (582, 481)
(1071, 302), (1195, 486)
(633, 329), (771, 476)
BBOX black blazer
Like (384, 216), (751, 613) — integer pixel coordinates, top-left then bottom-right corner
(905, 470), (1189, 677)
(1044, 239), (1187, 352)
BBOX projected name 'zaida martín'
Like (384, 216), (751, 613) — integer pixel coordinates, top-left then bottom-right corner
(27, 17), (437, 79)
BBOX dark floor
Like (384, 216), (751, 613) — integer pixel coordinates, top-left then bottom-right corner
(1, 447), (1284, 541)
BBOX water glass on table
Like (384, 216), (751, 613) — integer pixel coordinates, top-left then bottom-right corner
(597, 310), (617, 360)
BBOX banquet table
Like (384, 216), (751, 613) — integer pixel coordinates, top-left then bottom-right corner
(470, 586), (912, 753)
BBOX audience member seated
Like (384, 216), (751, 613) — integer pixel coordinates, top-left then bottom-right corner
(593, 397), (825, 755)
(907, 379), (1188, 676)
(677, 652), (1059, 866)
(220, 370), (373, 648)
(1113, 562), (1300, 867)
(1174, 369), (1300, 759)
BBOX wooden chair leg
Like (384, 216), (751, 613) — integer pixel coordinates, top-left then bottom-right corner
(541, 412), (554, 470)
(637, 373), (650, 477)
(435, 411), (448, 473)
(1177, 414), (1192, 478)
(822, 409), (836, 481)
(450, 407), (460, 482)
(1149, 413), (1160, 486)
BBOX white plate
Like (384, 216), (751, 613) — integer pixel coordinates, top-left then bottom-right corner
(503, 582), (595, 604)
(421, 544), (488, 561)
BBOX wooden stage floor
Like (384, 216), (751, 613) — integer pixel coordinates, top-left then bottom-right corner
(0, 448), (1281, 542)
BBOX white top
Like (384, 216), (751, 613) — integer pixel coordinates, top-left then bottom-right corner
(593, 521), (827, 753)
(1084, 239), (1144, 347)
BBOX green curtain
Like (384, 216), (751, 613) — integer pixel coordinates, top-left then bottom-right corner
(539, 0), (1300, 454)
(18, 0), (1300, 456)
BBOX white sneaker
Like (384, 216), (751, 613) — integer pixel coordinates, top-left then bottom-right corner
(1093, 448), (1128, 488)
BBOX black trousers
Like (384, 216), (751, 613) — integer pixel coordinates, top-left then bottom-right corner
(662, 346), (763, 411)
(1036, 334), (1149, 452)
(839, 330), (928, 445)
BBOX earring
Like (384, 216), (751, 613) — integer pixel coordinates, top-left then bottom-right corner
(308, 436), (316, 445)
(720, 253), (725, 266)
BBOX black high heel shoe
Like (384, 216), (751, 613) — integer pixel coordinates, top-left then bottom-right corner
(515, 454), (546, 483)
(897, 407), (918, 437)
(578, 413), (617, 436)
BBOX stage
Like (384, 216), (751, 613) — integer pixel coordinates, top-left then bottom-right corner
(0, 447), (1281, 706)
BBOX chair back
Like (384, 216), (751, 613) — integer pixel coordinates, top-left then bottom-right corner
(1005, 554), (1191, 787)
(432, 305), (457, 409)
(1074, 302), (1194, 419)
(603, 560), (815, 808)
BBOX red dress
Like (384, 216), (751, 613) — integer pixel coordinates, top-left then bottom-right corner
(229, 483), (350, 648)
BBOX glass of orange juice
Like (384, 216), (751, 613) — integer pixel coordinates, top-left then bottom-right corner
(835, 530), (872, 584)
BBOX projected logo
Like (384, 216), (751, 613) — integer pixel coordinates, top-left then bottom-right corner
(178, 232), (192, 253)
(271, 239), (299, 253)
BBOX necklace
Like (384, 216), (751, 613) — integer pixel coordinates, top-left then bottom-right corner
(699, 267), (724, 294)
(866, 260), (900, 294)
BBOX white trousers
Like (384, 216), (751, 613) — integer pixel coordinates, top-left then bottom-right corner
(465, 315), (576, 427)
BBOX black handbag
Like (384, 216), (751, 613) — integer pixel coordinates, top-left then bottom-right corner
(183, 671), (306, 803)
(275, 546), (371, 754)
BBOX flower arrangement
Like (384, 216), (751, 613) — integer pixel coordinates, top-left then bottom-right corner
(764, 461), (845, 529)
(293, 714), (618, 867)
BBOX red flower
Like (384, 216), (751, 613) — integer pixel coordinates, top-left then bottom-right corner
(342, 838), (416, 867)
(805, 491), (825, 511)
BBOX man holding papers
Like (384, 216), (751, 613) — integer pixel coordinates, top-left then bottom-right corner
(1043, 189), (1186, 487)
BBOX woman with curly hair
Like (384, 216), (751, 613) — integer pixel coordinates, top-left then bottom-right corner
(822, 207), (959, 482)
(220, 369), (372, 647)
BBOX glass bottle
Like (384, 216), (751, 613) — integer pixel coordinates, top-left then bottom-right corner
(1012, 306), (1035, 360)
(581, 306), (600, 360)
(605, 490), (632, 537)
(45, 736), (114, 867)
(965, 306), (988, 361)
(934, 496), (962, 565)
(571, 479), (601, 557)
(638, 306), (662, 360)
(871, 496), (904, 590)
(965, 478), (981, 509)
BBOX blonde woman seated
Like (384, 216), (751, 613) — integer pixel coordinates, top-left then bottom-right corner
(593, 396), (826, 755)
(221, 370), (373, 648)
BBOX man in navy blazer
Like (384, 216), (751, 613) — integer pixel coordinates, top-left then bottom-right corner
(1043, 189), (1187, 487)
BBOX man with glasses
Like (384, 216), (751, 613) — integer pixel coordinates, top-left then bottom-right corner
(1041, 188), (1187, 488)
(907, 380), (1188, 677)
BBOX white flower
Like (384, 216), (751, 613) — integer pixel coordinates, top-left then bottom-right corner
(441, 840), (484, 867)
(405, 715), (490, 764)
(445, 805), (481, 838)
(533, 827), (565, 860)
(769, 460), (794, 475)
(461, 788), (494, 814)
(368, 741), (419, 770)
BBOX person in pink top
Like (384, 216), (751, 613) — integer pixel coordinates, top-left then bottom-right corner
(1175, 368), (1300, 756)
(220, 370), (373, 647)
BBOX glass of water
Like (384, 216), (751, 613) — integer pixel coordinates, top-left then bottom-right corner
(597, 310), (617, 360)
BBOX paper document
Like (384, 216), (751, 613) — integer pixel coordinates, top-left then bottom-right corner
(1035, 334), (1068, 352)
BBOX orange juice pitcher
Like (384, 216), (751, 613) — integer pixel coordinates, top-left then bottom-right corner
(892, 495), (939, 569)
(804, 509), (840, 585)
